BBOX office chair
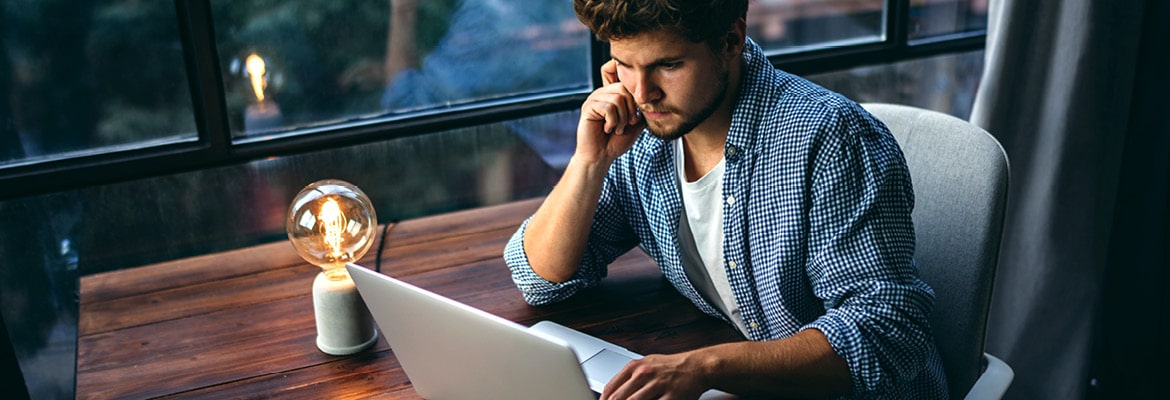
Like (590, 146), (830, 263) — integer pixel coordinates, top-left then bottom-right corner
(862, 103), (1014, 400)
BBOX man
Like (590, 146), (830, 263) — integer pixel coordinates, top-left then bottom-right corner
(504, 0), (948, 398)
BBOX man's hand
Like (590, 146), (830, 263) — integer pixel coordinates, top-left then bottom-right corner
(574, 60), (646, 167)
(601, 352), (711, 400)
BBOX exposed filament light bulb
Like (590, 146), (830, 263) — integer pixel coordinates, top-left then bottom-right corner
(287, 180), (377, 280)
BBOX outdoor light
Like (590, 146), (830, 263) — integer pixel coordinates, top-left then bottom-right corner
(286, 179), (379, 355)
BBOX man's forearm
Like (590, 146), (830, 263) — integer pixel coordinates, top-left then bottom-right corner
(522, 156), (611, 283)
(698, 329), (852, 398)
(602, 329), (852, 399)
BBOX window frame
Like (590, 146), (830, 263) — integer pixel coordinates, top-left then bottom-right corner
(0, 0), (985, 201)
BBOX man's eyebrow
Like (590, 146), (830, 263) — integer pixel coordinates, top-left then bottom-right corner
(611, 55), (683, 68)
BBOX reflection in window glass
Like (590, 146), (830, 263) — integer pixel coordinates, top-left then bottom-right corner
(0, 1), (197, 167)
(910, 0), (989, 40)
(809, 50), (984, 119)
(749, 0), (886, 54)
(212, 0), (591, 139)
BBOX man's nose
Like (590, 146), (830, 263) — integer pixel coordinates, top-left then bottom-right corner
(627, 72), (663, 105)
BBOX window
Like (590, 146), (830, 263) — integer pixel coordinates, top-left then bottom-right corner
(910, 0), (989, 40)
(751, 0), (885, 54)
(0, 1), (196, 168)
(209, 1), (590, 140)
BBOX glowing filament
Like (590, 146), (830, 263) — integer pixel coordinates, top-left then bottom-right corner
(246, 54), (268, 102)
(319, 198), (346, 260)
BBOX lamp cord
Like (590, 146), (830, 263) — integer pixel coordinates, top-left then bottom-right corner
(374, 220), (397, 273)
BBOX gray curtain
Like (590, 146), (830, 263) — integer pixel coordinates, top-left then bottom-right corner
(971, 0), (1169, 398)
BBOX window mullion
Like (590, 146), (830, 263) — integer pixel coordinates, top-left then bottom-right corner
(176, 0), (231, 159)
(890, 0), (912, 50)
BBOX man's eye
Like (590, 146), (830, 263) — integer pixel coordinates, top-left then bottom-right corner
(661, 62), (681, 70)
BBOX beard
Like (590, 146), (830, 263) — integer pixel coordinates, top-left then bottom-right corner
(643, 67), (730, 141)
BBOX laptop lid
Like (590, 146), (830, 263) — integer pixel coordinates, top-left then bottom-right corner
(346, 263), (597, 400)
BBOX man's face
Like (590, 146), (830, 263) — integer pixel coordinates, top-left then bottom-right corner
(609, 30), (731, 141)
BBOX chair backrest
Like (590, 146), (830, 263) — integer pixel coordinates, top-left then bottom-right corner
(862, 103), (1010, 400)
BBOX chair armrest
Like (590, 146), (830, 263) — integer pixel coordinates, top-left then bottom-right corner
(965, 353), (1014, 400)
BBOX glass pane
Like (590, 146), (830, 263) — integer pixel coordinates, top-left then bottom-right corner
(212, 0), (591, 139)
(0, 1), (197, 168)
(749, 0), (886, 54)
(808, 50), (985, 119)
(910, 0), (989, 40)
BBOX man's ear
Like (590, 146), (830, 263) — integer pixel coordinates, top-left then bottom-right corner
(723, 17), (748, 59)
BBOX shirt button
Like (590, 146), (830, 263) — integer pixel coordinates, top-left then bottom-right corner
(728, 260), (738, 269)
(749, 321), (759, 330)
(727, 195), (735, 206)
(726, 146), (738, 157)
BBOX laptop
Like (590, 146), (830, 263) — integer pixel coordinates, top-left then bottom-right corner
(346, 263), (734, 399)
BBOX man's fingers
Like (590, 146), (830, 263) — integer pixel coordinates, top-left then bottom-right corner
(585, 92), (633, 134)
(601, 361), (636, 400)
(597, 61), (640, 128)
(601, 59), (619, 86)
(602, 100), (627, 134)
(603, 360), (660, 400)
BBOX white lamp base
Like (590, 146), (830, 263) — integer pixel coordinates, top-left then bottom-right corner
(312, 270), (378, 355)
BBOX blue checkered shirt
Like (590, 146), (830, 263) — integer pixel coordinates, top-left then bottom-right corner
(505, 39), (948, 398)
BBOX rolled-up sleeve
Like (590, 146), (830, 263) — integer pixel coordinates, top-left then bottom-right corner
(504, 217), (601, 305)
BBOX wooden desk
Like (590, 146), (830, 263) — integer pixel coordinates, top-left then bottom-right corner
(77, 198), (741, 399)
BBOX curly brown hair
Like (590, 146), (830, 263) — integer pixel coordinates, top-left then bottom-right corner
(573, 0), (748, 46)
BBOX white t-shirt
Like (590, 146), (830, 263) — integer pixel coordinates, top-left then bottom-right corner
(674, 138), (748, 336)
